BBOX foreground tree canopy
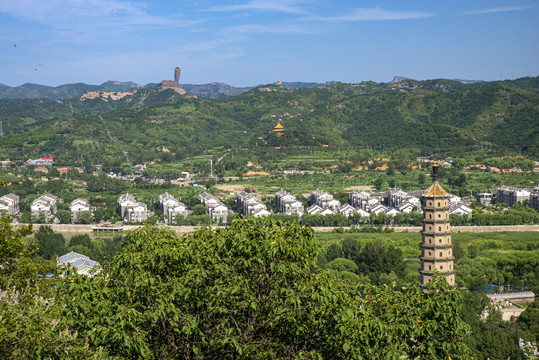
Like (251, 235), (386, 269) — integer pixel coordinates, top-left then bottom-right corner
(2, 216), (471, 359)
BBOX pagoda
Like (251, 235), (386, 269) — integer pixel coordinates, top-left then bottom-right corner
(272, 123), (284, 136)
(419, 163), (455, 288)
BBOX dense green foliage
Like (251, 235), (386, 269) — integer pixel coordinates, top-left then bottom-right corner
(459, 291), (535, 360)
(54, 218), (471, 359)
(1, 77), (538, 171)
(0, 81), (143, 100)
(0, 213), (95, 358)
(2, 209), (539, 358)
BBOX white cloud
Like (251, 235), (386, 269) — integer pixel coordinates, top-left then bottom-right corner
(227, 24), (313, 34)
(309, 8), (433, 22)
(204, 0), (310, 15)
(0, 0), (201, 42)
(465, 6), (531, 15)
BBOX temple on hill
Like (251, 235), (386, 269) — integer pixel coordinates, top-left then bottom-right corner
(419, 163), (455, 288)
(272, 123), (284, 136)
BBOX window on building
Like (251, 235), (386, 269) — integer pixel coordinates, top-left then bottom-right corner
(438, 226), (442, 231)
(438, 202), (441, 206)
(439, 239), (442, 243)
(429, 266), (431, 270)
(441, 266), (444, 270)
(429, 214), (432, 219)
(439, 252), (443, 257)
(438, 214), (441, 218)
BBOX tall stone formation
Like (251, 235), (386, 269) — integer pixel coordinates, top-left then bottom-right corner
(159, 66), (187, 95)
(174, 67), (181, 86)
(420, 163), (455, 288)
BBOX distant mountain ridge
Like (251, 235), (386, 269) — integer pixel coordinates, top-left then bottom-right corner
(0, 81), (144, 100)
(0, 80), (343, 100)
(1, 76), (537, 101)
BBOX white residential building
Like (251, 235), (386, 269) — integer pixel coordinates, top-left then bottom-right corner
(306, 204), (323, 215)
(70, 198), (91, 223)
(310, 189), (340, 211)
(198, 192), (229, 222)
(477, 193), (493, 205)
(530, 188), (539, 212)
(397, 202), (415, 214)
(0, 193), (20, 215)
(354, 208), (370, 218)
(236, 192), (269, 217)
(449, 204), (473, 217)
(158, 192), (190, 223)
(319, 208), (336, 216)
(118, 193), (149, 222)
(350, 190), (371, 210)
(338, 204), (356, 218)
(369, 203), (388, 214)
(385, 208), (401, 217)
(387, 189), (409, 208)
(495, 186), (531, 206)
(448, 195), (462, 206)
(275, 190), (304, 215)
(252, 208), (272, 218)
(31, 193), (58, 221)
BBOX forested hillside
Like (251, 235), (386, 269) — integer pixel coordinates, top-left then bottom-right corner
(0, 81), (143, 100)
(0, 77), (537, 168)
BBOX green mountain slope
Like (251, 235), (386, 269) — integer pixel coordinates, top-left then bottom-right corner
(0, 81), (144, 100)
(0, 77), (537, 167)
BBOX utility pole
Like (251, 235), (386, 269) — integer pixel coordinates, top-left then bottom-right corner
(210, 160), (213, 179)
(0, 121), (3, 137)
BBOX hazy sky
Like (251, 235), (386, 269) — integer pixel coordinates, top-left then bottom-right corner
(1, 0), (538, 86)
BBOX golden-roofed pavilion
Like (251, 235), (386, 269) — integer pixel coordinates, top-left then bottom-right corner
(272, 123), (284, 132)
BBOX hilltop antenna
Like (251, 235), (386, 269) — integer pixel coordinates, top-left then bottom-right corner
(210, 159), (213, 179)
(0, 121), (3, 137)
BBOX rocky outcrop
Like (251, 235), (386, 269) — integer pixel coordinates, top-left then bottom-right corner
(391, 75), (413, 83)
(158, 66), (187, 95)
(80, 90), (135, 101)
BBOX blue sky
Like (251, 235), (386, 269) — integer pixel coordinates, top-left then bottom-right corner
(1, 0), (538, 86)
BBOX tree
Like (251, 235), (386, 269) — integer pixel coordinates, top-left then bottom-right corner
(326, 258), (359, 273)
(56, 218), (471, 359)
(205, 179), (216, 189)
(374, 177), (384, 189)
(192, 204), (206, 216)
(325, 243), (343, 262)
(0, 212), (96, 358)
(518, 297), (539, 340)
(75, 210), (94, 224)
(341, 238), (361, 265)
(69, 234), (92, 249)
(459, 291), (534, 360)
(56, 209), (70, 224)
(357, 240), (405, 283)
(34, 226), (66, 260)
(418, 173), (426, 185)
